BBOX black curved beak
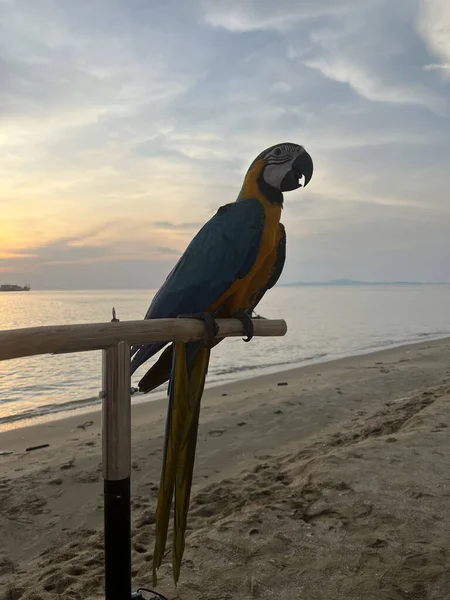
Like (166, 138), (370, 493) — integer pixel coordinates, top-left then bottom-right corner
(292, 150), (314, 187)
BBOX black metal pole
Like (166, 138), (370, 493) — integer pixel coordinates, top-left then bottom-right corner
(102, 341), (132, 600)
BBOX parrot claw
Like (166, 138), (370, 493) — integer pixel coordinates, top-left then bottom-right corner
(233, 309), (254, 342)
(177, 312), (219, 347)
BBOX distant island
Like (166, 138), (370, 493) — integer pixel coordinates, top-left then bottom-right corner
(0, 284), (31, 292)
(283, 279), (449, 287)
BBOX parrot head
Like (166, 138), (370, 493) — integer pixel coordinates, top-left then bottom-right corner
(261, 143), (313, 192)
(239, 142), (313, 204)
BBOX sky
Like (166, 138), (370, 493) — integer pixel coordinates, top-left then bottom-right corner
(1, 0), (449, 289)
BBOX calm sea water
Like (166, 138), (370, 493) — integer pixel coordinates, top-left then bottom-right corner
(1, 286), (450, 429)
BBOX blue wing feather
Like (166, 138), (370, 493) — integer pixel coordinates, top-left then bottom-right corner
(131, 198), (265, 374)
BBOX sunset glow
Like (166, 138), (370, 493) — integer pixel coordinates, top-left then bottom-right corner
(1, 0), (450, 288)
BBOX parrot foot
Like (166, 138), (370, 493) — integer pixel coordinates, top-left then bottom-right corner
(233, 309), (254, 343)
(177, 312), (219, 347)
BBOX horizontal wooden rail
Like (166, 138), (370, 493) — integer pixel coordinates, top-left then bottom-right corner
(0, 318), (287, 362)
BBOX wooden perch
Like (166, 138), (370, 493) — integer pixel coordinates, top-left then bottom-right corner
(0, 318), (287, 362)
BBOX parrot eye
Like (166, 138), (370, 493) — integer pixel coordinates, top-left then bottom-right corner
(273, 148), (282, 157)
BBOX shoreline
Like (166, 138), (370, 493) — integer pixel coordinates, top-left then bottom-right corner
(1, 333), (449, 434)
(1, 335), (449, 451)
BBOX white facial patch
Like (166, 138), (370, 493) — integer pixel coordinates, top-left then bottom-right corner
(263, 160), (294, 189)
(263, 145), (305, 190)
(263, 144), (305, 190)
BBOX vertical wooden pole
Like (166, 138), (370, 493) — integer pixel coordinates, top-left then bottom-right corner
(102, 341), (131, 600)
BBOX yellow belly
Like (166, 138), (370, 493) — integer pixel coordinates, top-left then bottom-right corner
(209, 199), (281, 315)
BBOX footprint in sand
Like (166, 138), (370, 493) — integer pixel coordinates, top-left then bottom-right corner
(136, 509), (156, 528)
(76, 471), (100, 484)
(132, 542), (147, 554)
(48, 477), (63, 486)
(209, 428), (226, 437)
(0, 556), (16, 576)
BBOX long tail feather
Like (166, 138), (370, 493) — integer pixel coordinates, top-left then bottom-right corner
(152, 342), (211, 586)
(172, 346), (210, 583)
(152, 342), (188, 586)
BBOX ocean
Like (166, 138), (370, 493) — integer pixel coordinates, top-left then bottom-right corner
(1, 285), (450, 430)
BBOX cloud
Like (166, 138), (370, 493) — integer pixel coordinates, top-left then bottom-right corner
(0, 0), (450, 287)
(202, 0), (355, 32)
(284, 199), (450, 282)
(153, 221), (204, 230)
(153, 246), (182, 256)
(418, 0), (450, 69)
(0, 266), (17, 273)
(296, 1), (449, 115)
(0, 230), (184, 289)
(424, 63), (450, 70)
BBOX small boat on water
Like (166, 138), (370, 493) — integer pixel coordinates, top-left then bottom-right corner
(0, 284), (31, 292)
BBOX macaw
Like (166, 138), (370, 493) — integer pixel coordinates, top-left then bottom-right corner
(136, 221), (287, 393)
(130, 142), (313, 584)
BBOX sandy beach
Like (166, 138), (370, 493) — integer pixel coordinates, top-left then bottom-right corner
(1, 338), (450, 600)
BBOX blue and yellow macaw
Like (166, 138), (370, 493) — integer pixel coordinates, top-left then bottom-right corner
(130, 142), (313, 584)
(135, 221), (287, 393)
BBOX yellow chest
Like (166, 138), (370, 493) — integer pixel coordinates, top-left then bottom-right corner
(238, 159), (282, 268)
(210, 198), (281, 313)
(252, 200), (281, 267)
